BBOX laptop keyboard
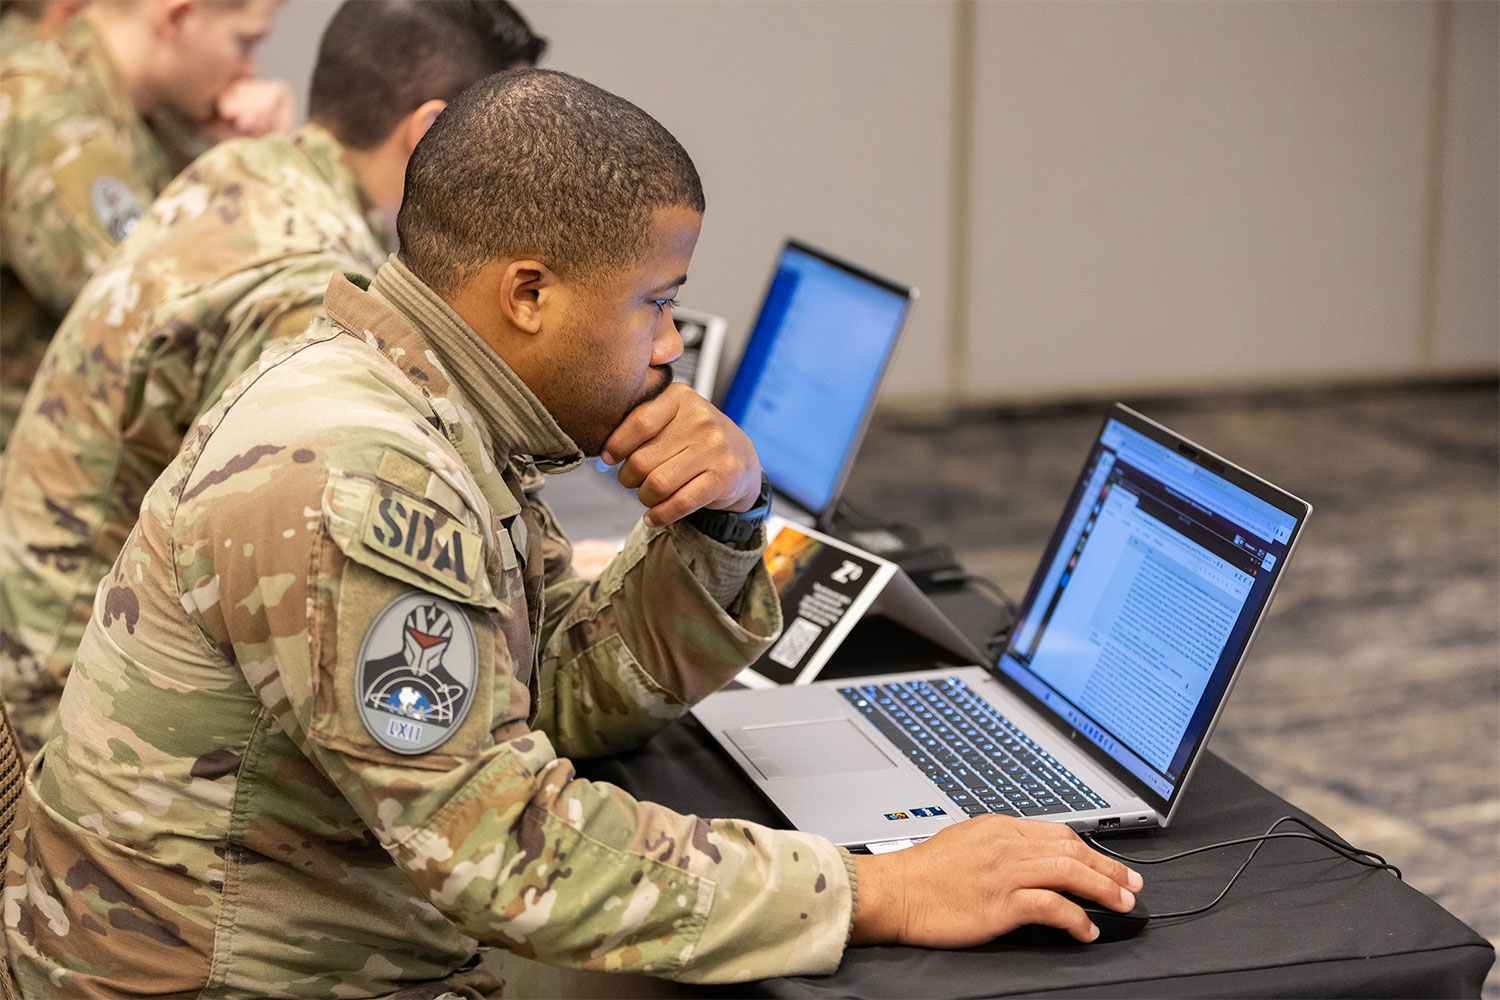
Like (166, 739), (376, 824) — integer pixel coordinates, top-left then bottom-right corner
(838, 677), (1109, 818)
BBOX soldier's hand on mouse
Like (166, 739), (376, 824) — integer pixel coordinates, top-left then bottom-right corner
(601, 382), (762, 528)
(849, 814), (1144, 947)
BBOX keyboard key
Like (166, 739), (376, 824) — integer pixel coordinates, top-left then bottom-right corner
(841, 678), (1104, 820)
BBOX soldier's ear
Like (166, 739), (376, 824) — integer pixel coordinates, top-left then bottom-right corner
(46, 0), (86, 33)
(400, 100), (447, 158)
(154, 0), (197, 36)
(442, 258), (556, 357)
(497, 260), (553, 336)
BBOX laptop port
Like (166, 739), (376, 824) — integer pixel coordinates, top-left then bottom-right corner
(1096, 817), (1120, 831)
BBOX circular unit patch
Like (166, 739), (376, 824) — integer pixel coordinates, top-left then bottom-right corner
(355, 591), (477, 755)
(90, 176), (144, 243)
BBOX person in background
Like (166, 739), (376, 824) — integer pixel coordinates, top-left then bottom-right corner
(0, 0), (85, 56)
(4, 68), (1142, 997)
(0, 0), (292, 449)
(0, 0), (547, 758)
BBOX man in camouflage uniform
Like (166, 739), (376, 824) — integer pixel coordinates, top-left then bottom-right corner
(4, 70), (1143, 996)
(0, 0), (287, 448)
(0, 0), (547, 758)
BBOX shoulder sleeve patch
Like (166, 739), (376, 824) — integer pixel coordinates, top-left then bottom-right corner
(90, 175), (145, 242)
(362, 489), (483, 597)
(375, 448), (430, 495)
(354, 590), (478, 755)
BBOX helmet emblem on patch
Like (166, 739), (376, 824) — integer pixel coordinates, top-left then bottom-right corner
(356, 593), (477, 755)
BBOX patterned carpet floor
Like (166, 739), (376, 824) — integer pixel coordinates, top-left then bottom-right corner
(841, 380), (1500, 996)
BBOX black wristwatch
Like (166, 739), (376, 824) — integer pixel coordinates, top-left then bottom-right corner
(685, 472), (772, 545)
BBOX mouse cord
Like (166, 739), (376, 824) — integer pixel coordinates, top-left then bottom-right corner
(1082, 816), (1402, 920)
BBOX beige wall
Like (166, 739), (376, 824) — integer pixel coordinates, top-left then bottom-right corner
(1431, 0), (1500, 371)
(526, 0), (959, 401)
(968, 0), (1441, 401)
(260, 0), (1498, 409)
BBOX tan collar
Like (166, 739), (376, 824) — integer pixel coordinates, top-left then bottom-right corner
(323, 260), (584, 476)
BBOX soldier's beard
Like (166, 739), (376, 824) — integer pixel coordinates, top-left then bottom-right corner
(581, 364), (674, 459)
(637, 364), (674, 407)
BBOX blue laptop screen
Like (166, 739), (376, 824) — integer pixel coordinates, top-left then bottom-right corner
(721, 243), (911, 518)
(998, 414), (1302, 807)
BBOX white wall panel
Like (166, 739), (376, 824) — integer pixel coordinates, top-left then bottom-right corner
(966, 1), (1442, 400)
(254, 1), (1493, 408)
(256, 0), (338, 122)
(1431, 0), (1500, 372)
(526, 1), (957, 401)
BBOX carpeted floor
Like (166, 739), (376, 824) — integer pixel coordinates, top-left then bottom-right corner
(840, 380), (1500, 997)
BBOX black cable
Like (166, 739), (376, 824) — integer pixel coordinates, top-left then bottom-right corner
(961, 572), (1018, 614)
(888, 541), (957, 562)
(935, 573), (1021, 655)
(834, 497), (899, 530)
(832, 499), (1022, 648)
(1082, 816), (1401, 920)
(1085, 817), (1397, 872)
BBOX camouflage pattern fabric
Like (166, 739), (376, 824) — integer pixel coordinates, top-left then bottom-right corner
(0, 122), (389, 760)
(3, 261), (855, 997)
(0, 10), (40, 60)
(0, 16), (175, 449)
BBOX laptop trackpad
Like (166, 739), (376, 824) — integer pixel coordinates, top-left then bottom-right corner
(726, 719), (897, 781)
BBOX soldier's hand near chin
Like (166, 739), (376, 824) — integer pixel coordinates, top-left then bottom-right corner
(600, 382), (762, 528)
(850, 814), (1145, 947)
(201, 78), (296, 142)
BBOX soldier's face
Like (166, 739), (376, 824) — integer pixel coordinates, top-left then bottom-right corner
(535, 206), (701, 456)
(157, 0), (278, 123)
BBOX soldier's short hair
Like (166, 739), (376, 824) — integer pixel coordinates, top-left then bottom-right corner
(397, 69), (706, 295)
(309, 0), (545, 152)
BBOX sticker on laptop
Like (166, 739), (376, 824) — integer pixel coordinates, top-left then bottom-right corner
(356, 592), (476, 755)
(885, 807), (947, 821)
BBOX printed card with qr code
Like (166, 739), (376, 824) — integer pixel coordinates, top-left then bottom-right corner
(740, 518), (895, 687)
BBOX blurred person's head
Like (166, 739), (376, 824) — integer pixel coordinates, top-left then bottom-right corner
(397, 69), (706, 454)
(309, 0), (548, 222)
(0, 0), (87, 40)
(84, 0), (279, 125)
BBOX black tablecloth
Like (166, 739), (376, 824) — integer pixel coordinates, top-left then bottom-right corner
(577, 591), (1495, 998)
(581, 721), (1492, 998)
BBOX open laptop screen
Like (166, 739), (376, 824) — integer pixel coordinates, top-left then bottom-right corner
(996, 406), (1307, 816)
(721, 241), (914, 523)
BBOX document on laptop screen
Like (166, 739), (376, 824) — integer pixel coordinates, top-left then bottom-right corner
(721, 244), (910, 517)
(999, 417), (1299, 801)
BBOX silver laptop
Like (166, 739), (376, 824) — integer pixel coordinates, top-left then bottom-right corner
(694, 404), (1311, 849)
(717, 239), (916, 530)
(545, 240), (916, 541)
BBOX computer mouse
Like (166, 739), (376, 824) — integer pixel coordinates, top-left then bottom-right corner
(1003, 892), (1150, 946)
(1068, 891), (1150, 942)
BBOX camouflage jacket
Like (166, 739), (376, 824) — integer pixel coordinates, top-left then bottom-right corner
(0, 16), (176, 448)
(0, 10), (40, 60)
(4, 260), (856, 997)
(0, 122), (389, 759)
